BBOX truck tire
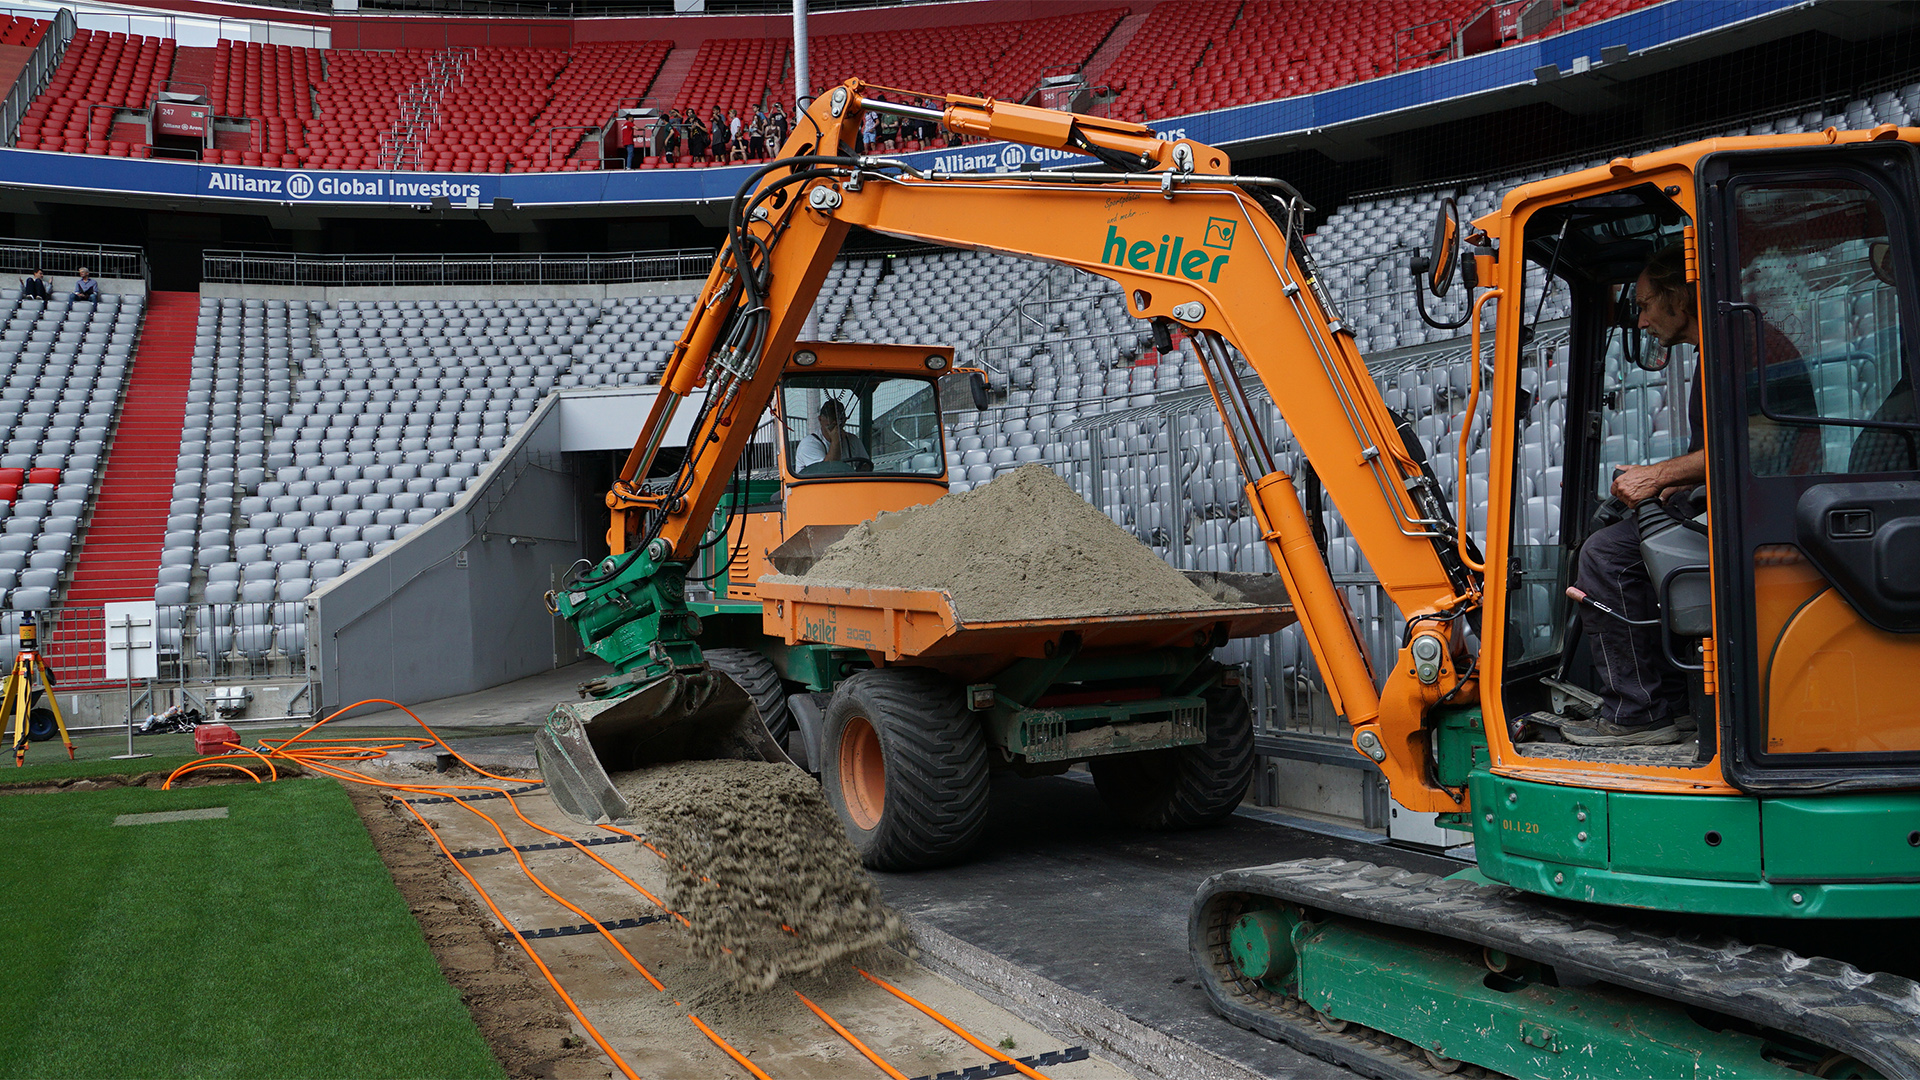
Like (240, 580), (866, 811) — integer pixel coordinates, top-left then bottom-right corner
(705, 648), (795, 747)
(821, 668), (988, 870)
(1090, 675), (1254, 830)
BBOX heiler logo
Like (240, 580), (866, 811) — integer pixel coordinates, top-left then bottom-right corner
(1099, 215), (1235, 282)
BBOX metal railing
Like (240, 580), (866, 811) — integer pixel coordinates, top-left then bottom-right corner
(202, 247), (715, 287)
(13, 601), (313, 695)
(0, 236), (144, 285)
(0, 7), (70, 149)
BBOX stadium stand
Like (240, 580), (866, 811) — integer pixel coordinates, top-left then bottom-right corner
(4, 0), (1679, 172)
(671, 36), (788, 123)
(155, 292), (700, 667)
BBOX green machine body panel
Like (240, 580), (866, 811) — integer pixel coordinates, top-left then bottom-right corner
(1423, 710), (1920, 917)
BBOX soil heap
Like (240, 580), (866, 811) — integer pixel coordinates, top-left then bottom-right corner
(772, 463), (1244, 621)
(612, 759), (901, 992)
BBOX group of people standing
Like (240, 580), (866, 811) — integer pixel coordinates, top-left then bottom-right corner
(615, 102), (792, 168)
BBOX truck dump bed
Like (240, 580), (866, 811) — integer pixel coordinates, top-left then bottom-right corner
(756, 570), (1295, 676)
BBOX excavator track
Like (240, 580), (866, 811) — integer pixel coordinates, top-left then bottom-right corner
(1190, 858), (1920, 1078)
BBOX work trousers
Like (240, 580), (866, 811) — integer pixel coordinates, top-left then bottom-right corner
(1574, 517), (1690, 726)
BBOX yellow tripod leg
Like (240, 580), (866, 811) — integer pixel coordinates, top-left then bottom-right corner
(33, 660), (72, 759)
(7, 663), (27, 766)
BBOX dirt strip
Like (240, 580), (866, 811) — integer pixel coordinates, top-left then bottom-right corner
(348, 767), (1131, 1080)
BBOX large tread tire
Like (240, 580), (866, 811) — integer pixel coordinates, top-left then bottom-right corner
(1090, 671), (1254, 830)
(821, 668), (988, 870)
(705, 648), (795, 747)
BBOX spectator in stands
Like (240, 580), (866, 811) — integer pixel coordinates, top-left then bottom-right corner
(70, 267), (97, 303)
(748, 105), (768, 159)
(664, 110), (684, 163)
(768, 103), (790, 153)
(861, 108), (878, 153)
(651, 111), (673, 163)
(794, 398), (868, 474)
(710, 107), (729, 160)
(19, 268), (49, 300)
(616, 113), (636, 169)
(687, 113), (710, 163)
(728, 110), (743, 155)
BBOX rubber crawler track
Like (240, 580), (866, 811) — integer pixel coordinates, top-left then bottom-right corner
(1189, 858), (1920, 1078)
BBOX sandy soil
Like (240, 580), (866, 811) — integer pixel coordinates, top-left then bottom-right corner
(771, 463), (1239, 621)
(349, 764), (1131, 1080)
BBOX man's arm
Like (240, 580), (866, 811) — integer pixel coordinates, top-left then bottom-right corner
(1611, 449), (1705, 506)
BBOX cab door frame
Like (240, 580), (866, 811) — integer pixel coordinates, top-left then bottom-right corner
(1696, 141), (1920, 791)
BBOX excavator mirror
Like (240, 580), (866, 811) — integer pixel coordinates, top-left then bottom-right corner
(1870, 239), (1897, 286)
(969, 371), (990, 410)
(1428, 197), (1461, 298)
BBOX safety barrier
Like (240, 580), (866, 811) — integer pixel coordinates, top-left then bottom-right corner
(202, 247), (714, 287)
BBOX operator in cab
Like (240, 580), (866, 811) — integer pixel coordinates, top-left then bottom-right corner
(793, 397), (869, 474)
(1561, 246), (1706, 748)
(1562, 244), (1803, 747)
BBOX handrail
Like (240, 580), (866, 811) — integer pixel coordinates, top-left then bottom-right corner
(1, 9), (71, 150)
(0, 235), (144, 281)
(201, 247), (715, 287)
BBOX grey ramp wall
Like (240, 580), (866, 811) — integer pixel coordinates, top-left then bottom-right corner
(310, 395), (585, 713)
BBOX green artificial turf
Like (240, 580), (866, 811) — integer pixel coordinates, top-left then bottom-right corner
(0, 778), (504, 1079)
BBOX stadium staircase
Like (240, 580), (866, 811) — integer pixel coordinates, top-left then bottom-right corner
(639, 48), (694, 110)
(1081, 9), (1151, 90)
(51, 291), (196, 680)
(169, 46), (217, 96)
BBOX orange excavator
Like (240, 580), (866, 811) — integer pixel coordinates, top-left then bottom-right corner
(544, 82), (1920, 1073)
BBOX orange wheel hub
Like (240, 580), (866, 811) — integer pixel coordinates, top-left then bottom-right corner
(839, 715), (885, 830)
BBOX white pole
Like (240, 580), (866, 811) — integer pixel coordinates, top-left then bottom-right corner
(111, 614), (151, 761)
(792, 0), (809, 111)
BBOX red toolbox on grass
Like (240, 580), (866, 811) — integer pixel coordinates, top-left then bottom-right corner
(193, 723), (240, 756)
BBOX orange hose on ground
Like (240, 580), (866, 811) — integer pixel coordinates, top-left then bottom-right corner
(162, 758), (262, 786)
(687, 1014), (772, 1080)
(398, 796), (641, 1080)
(793, 990), (909, 1080)
(857, 969), (1049, 1080)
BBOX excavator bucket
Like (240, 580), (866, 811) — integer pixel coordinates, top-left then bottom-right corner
(767, 523), (859, 576)
(535, 666), (790, 824)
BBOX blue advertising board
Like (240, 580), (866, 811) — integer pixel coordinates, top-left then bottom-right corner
(0, 0), (1796, 212)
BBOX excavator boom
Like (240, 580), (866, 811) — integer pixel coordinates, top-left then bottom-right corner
(561, 80), (1482, 811)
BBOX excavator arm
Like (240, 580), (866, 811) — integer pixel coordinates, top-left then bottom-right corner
(559, 82), (1485, 810)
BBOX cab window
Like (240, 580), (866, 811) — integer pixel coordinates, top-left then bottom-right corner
(780, 374), (945, 479)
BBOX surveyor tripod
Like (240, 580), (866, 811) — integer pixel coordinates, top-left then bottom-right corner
(8, 612), (72, 766)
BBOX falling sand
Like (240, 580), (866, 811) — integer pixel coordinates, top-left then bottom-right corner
(612, 759), (901, 993)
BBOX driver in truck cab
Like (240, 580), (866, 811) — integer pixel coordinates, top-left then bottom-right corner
(794, 397), (868, 473)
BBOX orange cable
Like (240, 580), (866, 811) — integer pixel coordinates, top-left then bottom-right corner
(687, 1014), (772, 1080)
(162, 758), (262, 786)
(397, 796), (641, 1080)
(793, 990), (909, 1080)
(856, 969), (1049, 1080)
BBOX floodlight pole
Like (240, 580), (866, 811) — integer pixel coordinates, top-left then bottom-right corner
(792, 0), (809, 111)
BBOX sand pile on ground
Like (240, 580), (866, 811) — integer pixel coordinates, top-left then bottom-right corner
(611, 759), (901, 992)
(771, 463), (1243, 621)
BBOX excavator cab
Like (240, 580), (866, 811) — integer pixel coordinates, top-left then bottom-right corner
(1466, 142), (1920, 889)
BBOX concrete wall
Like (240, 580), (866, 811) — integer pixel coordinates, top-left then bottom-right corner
(305, 383), (706, 713)
(309, 394), (585, 714)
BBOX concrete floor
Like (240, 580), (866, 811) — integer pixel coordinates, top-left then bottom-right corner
(331, 658), (616, 731)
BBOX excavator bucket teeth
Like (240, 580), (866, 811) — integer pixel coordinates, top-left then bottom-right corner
(535, 667), (790, 825)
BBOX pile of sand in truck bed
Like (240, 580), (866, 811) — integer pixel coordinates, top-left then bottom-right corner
(611, 759), (901, 993)
(769, 463), (1244, 622)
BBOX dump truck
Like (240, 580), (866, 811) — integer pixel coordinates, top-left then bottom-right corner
(541, 339), (1295, 868)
